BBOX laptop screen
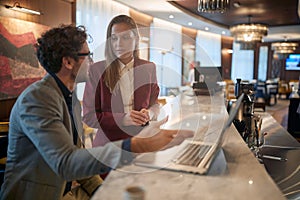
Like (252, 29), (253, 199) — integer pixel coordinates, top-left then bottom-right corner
(215, 93), (244, 143)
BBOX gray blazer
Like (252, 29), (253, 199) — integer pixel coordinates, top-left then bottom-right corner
(0, 74), (125, 200)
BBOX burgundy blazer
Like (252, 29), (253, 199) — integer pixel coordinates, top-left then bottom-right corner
(83, 58), (160, 146)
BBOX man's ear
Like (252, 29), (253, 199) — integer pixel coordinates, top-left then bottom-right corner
(62, 57), (74, 70)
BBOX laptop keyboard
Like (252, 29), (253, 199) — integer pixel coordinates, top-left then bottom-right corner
(174, 143), (212, 167)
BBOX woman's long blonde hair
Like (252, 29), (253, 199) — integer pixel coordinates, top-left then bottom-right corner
(104, 15), (140, 92)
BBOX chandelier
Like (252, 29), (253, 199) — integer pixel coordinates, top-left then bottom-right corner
(271, 42), (299, 54)
(198, 0), (230, 13)
(230, 24), (268, 49)
(230, 15), (268, 50)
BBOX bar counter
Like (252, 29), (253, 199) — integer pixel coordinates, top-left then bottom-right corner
(91, 93), (299, 200)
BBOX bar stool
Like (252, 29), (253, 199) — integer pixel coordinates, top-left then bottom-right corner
(266, 83), (278, 106)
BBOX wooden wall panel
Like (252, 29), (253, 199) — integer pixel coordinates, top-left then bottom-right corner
(0, 0), (73, 121)
(0, 0), (72, 27)
(221, 36), (233, 80)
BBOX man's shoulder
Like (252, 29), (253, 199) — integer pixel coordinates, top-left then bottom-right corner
(33, 75), (59, 92)
(12, 75), (62, 117)
(19, 75), (61, 101)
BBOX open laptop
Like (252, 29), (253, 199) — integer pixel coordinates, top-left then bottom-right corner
(134, 93), (244, 174)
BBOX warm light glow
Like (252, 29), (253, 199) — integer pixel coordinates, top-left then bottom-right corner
(11, 6), (41, 15)
(271, 42), (299, 54)
(227, 49), (233, 54)
(222, 49), (233, 54)
(243, 33), (253, 42)
(198, 0), (230, 13)
(5, 2), (41, 15)
(230, 23), (268, 50)
(230, 24), (268, 42)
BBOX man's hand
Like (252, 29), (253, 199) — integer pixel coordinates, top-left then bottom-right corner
(130, 117), (194, 153)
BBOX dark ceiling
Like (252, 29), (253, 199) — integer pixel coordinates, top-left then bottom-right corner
(170, 0), (300, 28)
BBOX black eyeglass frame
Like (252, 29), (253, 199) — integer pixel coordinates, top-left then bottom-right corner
(77, 52), (93, 59)
(77, 52), (94, 64)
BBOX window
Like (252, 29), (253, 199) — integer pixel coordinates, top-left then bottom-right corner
(258, 46), (268, 81)
(231, 42), (254, 81)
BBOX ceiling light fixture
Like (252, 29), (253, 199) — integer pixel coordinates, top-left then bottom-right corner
(271, 42), (298, 54)
(198, 0), (230, 13)
(4, 2), (41, 15)
(229, 15), (268, 50)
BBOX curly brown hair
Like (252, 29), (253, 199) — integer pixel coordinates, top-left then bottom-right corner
(36, 24), (87, 73)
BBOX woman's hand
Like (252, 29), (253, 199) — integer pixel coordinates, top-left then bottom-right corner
(123, 109), (150, 126)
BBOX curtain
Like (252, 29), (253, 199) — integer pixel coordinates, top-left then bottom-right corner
(258, 46), (268, 81)
(195, 30), (221, 67)
(231, 42), (254, 81)
(149, 18), (182, 95)
(76, 0), (129, 62)
(76, 0), (129, 101)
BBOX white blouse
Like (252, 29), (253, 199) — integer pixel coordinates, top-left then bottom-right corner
(118, 59), (134, 113)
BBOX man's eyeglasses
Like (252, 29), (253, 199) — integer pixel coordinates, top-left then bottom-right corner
(77, 52), (94, 64)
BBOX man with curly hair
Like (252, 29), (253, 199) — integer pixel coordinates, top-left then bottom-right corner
(0, 25), (193, 200)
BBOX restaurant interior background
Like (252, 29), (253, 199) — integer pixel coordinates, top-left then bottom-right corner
(0, 0), (300, 120)
(0, 0), (300, 93)
(1, 1), (300, 198)
(0, 0), (300, 140)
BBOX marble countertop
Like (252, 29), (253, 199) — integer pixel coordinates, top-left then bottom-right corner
(257, 112), (300, 199)
(92, 93), (298, 200)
